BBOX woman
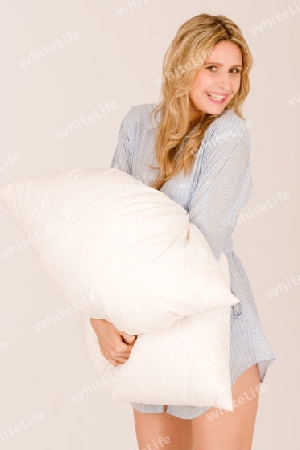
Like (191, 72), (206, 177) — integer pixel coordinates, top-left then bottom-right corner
(90, 13), (275, 450)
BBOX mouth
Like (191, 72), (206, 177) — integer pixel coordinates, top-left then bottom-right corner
(206, 91), (228, 104)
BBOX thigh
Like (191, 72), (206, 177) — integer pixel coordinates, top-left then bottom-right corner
(192, 363), (261, 450)
(132, 405), (193, 450)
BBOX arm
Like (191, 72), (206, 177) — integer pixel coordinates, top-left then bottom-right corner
(90, 318), (137, 366)
(188, 129), (253, 263)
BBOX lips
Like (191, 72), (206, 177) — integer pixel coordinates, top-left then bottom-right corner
(206, 91), (228, 104)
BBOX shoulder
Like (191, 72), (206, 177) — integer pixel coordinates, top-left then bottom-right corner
(120, 103), (158, 130)
(205, 109), (250, 145)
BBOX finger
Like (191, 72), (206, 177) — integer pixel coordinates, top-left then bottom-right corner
(120, 332), (137, 345)
(109, 357), (130, 366)
(104, 343), (133, 358)
(111, 349), (132, 359)
(98, 338), (130, 355)
(113, 340), (135, 354)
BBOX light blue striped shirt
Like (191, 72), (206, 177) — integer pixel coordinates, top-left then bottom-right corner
(110, 103), (275, 420)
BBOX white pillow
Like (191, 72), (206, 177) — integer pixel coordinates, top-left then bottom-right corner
(0, 168), (238, 334)
(0, 167), (238, 409)
(81, 307), (233, 409)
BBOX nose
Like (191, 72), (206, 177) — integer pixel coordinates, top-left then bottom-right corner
(216, 71), (232, 92)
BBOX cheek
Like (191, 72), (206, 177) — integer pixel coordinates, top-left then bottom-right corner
(233, 75), (242, 93)
(191, 71), (211, 97)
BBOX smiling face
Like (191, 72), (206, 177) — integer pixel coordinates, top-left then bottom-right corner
(189, 40), (243, 121)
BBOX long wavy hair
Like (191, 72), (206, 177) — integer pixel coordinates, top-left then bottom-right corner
(148, 13), (253, 190)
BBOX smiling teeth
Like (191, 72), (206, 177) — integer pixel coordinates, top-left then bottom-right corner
(207, 92), (226, 100)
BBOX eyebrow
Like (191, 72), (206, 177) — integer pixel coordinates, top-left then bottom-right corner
(204, 62), (243, 68)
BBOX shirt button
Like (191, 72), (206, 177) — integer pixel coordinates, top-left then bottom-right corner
(205, 180), (210, 186)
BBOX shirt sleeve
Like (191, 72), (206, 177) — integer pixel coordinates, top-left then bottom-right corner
(188, 128), (253, 262)
(110, 108), (134, 174)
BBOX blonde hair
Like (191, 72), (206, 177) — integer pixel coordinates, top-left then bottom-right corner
(148, 13), (253, 190)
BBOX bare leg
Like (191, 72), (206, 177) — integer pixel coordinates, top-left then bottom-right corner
(132, 405), (193, 450)
(192, 363), (261, 450)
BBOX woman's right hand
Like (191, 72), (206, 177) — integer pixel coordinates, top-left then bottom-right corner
(90, 318), (137, 367)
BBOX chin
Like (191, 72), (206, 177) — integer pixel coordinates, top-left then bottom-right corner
(206, 100), (231, 114)
(201, 105), (226, 115)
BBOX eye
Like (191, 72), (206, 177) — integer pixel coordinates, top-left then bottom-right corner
(205, 65), (242, 74)
(206, 65), (217, 72)
(230, 68), (242, 74)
